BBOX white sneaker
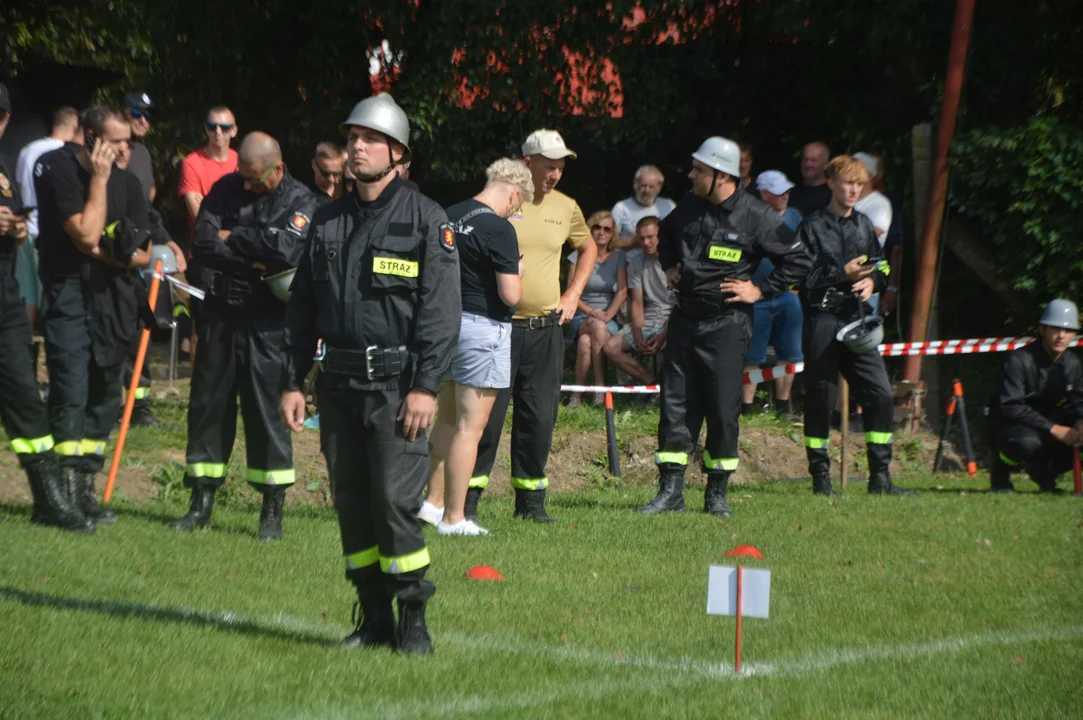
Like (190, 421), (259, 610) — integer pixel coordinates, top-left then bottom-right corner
(437, 520), (490, 536)
(417, 500), (444, 526)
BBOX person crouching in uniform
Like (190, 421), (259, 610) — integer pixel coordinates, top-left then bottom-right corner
(642, 136), (811, 517)
(987, 299), (1083, 493)
(281, 94), (460, 654)
(798, 155), (914, 497)
(34, 104), (153, 527)
(169, 132), (318, 540)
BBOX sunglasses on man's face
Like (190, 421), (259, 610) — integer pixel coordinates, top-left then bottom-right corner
(591, 224), (614, 233)
(206, 122), (234, 133)
(131, 109), (151, 120)
(317, 166), (343, 179)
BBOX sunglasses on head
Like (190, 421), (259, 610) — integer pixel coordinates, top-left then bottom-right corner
(317, 167), (343, 179)
(591, 224), (614, 233)
(130, 109), (151, 120)
(206, 122), (234, 133)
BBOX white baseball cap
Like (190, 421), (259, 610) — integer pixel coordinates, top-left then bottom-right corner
(852, 152), (880, 177)
(755, 170), (795, 196)
(522, 129), (577, 160)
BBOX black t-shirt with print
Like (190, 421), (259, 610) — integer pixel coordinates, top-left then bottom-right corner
(446, 198), (520, 322)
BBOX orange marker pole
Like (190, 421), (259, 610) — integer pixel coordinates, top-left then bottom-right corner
(104, 259), (163, 503)
(735, 564), (743, 674)
(840, 377), (849, 491)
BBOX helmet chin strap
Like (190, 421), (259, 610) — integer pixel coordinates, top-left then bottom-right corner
(708, 169), (720, 197)
(355, 139), (399, 184)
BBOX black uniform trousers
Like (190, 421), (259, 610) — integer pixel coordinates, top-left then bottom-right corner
(656, 307), (751, 472)
(42, 279), (123, 472)
(802, 311), (894, 477)
(184, 304), (293, 491)
(471, 320), (563, 490)
(319, 382), (434, 603)
(989, 421), (1074, 486)
(0, 270), (55, 467)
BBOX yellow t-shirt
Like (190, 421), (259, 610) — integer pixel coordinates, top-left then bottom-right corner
(510, 189), (591, 319)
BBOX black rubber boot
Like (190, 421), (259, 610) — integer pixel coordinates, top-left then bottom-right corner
(812, 472), (837, 496)
(638, 463), (686, 514)
(703, 471), (734, 517)
(396, 599), (433, 655)
(989, 460), (1015, 493)
(868, 470), (917, 496)
(463, 487), (483, 522)
(335, 597), (396, 649)
(129, 402), (161, 428)
(74, 470), (117, 524)
(169, 485), (217, 530)
(513, 489), (555, 523)
(27, 456), (95, 533)
(257, 488), (285, 541)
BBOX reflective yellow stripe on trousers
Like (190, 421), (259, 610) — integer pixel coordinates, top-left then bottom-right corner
(468, 475), (489, 489)
(345, 546), (379, 570)
(10, 434), (55, 454)
(380, 547), (431, 574)
(245, 468), (296, 486)
(654, 451), (689, 465)
(509, 477), (548, 490)
(702, 451), (738, 471)
(187, 462), (227, 478)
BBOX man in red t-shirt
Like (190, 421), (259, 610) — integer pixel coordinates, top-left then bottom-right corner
(177, 106), (238, 359)
(178, 106), (239, 229)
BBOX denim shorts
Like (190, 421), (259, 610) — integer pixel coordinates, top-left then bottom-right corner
(617, 324), (665, 357)
(747, 292), (804, 365)
(569, 312), (619, 338)
(449, 313), (512, 389)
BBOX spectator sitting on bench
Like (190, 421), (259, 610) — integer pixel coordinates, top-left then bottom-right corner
(566, 211), (627, 407)
(602, 216), (674, 386)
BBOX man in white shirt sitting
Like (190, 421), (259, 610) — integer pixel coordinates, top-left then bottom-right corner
(611, 164), (676, 253)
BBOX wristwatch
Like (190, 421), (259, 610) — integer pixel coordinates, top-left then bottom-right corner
(885, 286), (898, 293)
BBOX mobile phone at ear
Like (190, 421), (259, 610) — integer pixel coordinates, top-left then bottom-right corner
(85, 131), (99, 152)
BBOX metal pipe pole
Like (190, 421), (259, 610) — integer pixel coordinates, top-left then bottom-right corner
(902, 0), (977, 383)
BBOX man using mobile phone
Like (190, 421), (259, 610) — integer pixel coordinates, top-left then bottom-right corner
(797, 155), (913, 497)
(0, 83), (95, 532)
(34, 104), (153, 526)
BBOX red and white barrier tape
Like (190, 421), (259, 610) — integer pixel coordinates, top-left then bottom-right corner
(560, 362), (807, 393)
(154, 272), (206, 300)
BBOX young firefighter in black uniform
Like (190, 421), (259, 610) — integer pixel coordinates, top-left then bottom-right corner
(642, 136), (810, 517)
(987, 299), (1083, 493)
(0, 84), (94, 532)
(281, 94), (460, 654)
(169, 132), (317, 540)
(798, 155), (914, 496)
(35, 104), (152, 526)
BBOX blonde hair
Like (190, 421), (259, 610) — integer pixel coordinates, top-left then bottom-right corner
(586, 210), (617, 250)
(486, 158), (535, 204)
(824, 154), (870, 184)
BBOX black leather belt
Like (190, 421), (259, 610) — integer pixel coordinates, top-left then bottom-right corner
(317, 345), (409, 380)
(675, 295), (730, 317)
(511, 312), (560, 330)
(206, 270), (255, 300)
(807, 287), (859, 316)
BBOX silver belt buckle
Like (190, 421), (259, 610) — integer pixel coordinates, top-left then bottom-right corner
(313, 340), (327, 371)
(365, 345), (377, 380)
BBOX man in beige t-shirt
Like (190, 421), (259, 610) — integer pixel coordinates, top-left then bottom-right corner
(466, 129), (596, 523)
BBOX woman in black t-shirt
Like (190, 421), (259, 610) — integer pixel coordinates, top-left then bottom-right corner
(419, 159), (534, 536)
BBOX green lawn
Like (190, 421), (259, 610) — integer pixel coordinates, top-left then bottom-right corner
(2, 476), (1081, 718)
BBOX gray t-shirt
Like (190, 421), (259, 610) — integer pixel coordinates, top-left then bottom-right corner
(569, 249), (627, 310)
(628, 251), (676, 329)
(128, 143), (155, 201)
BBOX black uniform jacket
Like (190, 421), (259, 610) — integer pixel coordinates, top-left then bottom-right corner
(990, 341), (1083, 432)
(192, 170), (318, 311)
(658, 189), (810, 303)
(283, 177), (460, 396)
(797, 206), (888, 305)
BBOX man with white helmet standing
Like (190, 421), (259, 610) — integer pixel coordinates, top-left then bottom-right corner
(987, 299), (1083, 493)
(169, 131), (317, 540)
(641, 137), (810, 517)
(281, 94), (460, 654)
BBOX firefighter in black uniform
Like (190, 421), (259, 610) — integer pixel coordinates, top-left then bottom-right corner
(0, 84), (94, 532)
(281, 94), (459, 654)
(641, 136), (811, 517)
(169, 132), (317, 540)
(987, 299), (1083, 493)
(34, 104), (152, 526)
(798, 155), (913, 496)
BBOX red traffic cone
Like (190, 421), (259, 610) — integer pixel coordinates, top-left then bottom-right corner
(464, 565), (505, 581)
(724, 545), (765, 559)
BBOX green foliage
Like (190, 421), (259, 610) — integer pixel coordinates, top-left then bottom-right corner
(950, 117), (1083, 301)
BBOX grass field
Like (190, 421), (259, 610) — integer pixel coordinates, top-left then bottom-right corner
(3, 462), (1082, 718)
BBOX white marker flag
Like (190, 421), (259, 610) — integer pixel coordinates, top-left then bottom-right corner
(707, 565), (771, 619)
